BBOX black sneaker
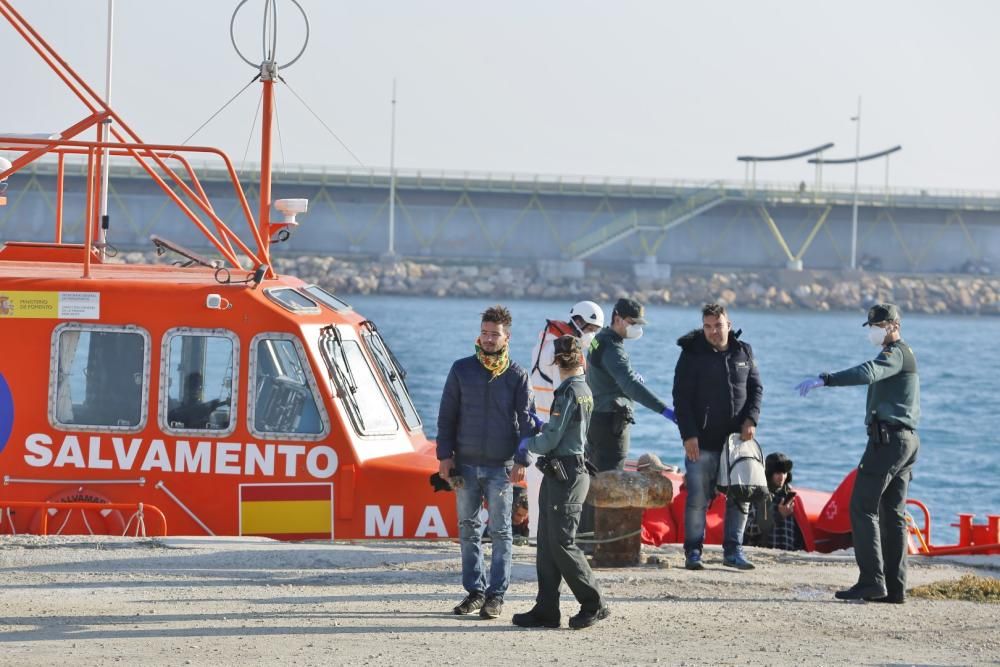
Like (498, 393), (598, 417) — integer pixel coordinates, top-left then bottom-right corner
(568, 605), (610, 629)
(834, 583), (887, 601)
(479, 595), (503, 619)
(512, 609), (560, 628)
(453, 592), (485, 615)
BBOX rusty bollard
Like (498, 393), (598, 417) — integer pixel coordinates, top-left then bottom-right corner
(587, 470), (673, 567)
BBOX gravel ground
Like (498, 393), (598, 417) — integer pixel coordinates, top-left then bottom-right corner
(0, 536), (998, 666)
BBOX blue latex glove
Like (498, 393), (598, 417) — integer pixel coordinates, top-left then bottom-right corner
(516, 437), (531, 464)
(794, 377), (825, 397)
(529, 411), (545, 432)
(661, 407), (677, 424)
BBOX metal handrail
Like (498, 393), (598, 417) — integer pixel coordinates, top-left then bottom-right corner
(0, 499), (168, 536)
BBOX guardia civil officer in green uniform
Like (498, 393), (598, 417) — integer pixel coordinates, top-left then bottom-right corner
(580, 298), (675, 545)
(586, 297), (675, 472)
(512, 336), (610, 630)
(795, 304), (919, 604)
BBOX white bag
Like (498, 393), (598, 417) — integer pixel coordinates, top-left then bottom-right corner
(716, 433), (769, 505)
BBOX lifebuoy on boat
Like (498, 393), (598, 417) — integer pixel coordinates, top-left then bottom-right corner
(28, 487), (127, 536)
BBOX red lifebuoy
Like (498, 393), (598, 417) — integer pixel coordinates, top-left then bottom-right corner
(28, 487), (128, 536)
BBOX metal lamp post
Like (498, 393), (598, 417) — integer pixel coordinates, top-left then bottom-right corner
(850, 96), (862, 270)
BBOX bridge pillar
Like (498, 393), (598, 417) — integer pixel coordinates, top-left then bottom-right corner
(786, 259), (803, 271)
(538, 259), (585, 280)
(633, 255), (671, 280)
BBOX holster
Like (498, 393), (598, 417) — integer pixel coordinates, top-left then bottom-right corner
(867, 421), (890, 446)
(535, 456), (569, 481)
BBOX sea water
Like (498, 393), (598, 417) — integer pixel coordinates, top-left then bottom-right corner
(351, 294), (1000, 546)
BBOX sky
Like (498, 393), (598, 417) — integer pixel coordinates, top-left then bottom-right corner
(3, 1), (999, 192)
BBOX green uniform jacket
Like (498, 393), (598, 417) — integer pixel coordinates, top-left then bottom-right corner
(586, 327), (667, 415)
(527, 375), (593, 458)
(822, 339), (920, 429)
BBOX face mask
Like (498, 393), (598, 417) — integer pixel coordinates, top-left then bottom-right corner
(580, 331), (596, 348)
(867, 326), (887, 347)
(625, 324), (644, 340)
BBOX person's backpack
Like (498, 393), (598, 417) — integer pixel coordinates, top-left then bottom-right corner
(717, 433), (770, 509)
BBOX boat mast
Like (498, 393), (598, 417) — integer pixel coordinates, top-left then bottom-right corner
(98, 0), (113, 257)
(257, 0), (278, 255)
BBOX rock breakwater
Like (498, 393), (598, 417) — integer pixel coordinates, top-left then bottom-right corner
(118, 252), (999, 315)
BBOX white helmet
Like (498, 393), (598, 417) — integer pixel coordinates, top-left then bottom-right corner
(569, 300), (604, 330)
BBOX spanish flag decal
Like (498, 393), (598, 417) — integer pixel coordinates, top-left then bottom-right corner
(239, 483), (333, 540)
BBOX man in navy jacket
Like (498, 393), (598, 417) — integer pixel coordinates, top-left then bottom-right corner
(438, 304), (534, 620)
(673, 303), (763, 571)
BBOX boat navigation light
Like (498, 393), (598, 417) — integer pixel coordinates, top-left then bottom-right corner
(206, 294), (232, 310)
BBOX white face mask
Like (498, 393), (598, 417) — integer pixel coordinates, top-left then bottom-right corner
(624, 324), (644, 340)
(867, 325), (887, 347)
(580, 331), (597, 349)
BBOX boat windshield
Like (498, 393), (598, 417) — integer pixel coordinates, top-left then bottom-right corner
(319, 325), (398, 436)
(361, 320), (421, 430)
(301, 284), (352, 312)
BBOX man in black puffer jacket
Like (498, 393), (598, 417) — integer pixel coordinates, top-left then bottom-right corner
(672, 303), (763, 571)
(437, 305), (535, 621)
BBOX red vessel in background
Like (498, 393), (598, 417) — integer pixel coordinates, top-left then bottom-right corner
(639, 468), (1000, 557)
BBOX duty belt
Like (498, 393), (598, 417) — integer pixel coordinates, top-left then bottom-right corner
(868, 420), (913, 432)
(552, 454), (586, 466)
(882, 421), (915, 432)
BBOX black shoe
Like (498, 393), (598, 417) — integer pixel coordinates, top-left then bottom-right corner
(568, 605), (610, 629)
(865, 593), (906, 605)
(453, 592), (485, 615)
(479, 595), (503, 619)
(512, 610), (560, 628)
(834, 584), (887, 601)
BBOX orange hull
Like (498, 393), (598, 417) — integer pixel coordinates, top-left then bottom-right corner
(0, 258), (456, 539)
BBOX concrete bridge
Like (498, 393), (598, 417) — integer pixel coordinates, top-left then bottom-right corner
(2, 160), (998, 276)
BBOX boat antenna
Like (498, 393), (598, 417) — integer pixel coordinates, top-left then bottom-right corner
(98, 0), (114, 258)
(230, 0), (309, 256)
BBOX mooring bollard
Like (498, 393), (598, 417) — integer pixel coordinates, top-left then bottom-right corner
(587, 469), (673, 567)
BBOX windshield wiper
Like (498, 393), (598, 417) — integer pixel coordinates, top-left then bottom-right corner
(362, 320), (408, 381)
(319, 325), (365, 430)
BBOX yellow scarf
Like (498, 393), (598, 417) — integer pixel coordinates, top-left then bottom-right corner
(475, 339), (510, 381)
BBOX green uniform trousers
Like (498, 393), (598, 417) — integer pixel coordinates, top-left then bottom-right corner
(849, 427), (920, 597)
(580, 411), (630, 542)
(534, 461), (603, 617)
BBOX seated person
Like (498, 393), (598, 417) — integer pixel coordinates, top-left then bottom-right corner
(512, 485), (530, 542)
(744, 452), (804, 551)
(482, 486), (530, 544)
(168, 372), (225, 429)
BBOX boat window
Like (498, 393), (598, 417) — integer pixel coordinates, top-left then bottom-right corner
(249, 334), (329, 440)
(50, 324), (150, 431)
(160, 328), (239, 435)
(361, 321), (421, 430)
(319, 325), (398, 436)
(264, 287), (320, 314)
(302, 284), (353, 312)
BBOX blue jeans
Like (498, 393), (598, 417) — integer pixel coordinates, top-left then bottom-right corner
(684, 449), (749, 558)
(455, 463), (513, 598)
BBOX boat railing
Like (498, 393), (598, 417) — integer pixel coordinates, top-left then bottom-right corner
(0, 499), (168, 537)
(0, 0), (271, 276)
